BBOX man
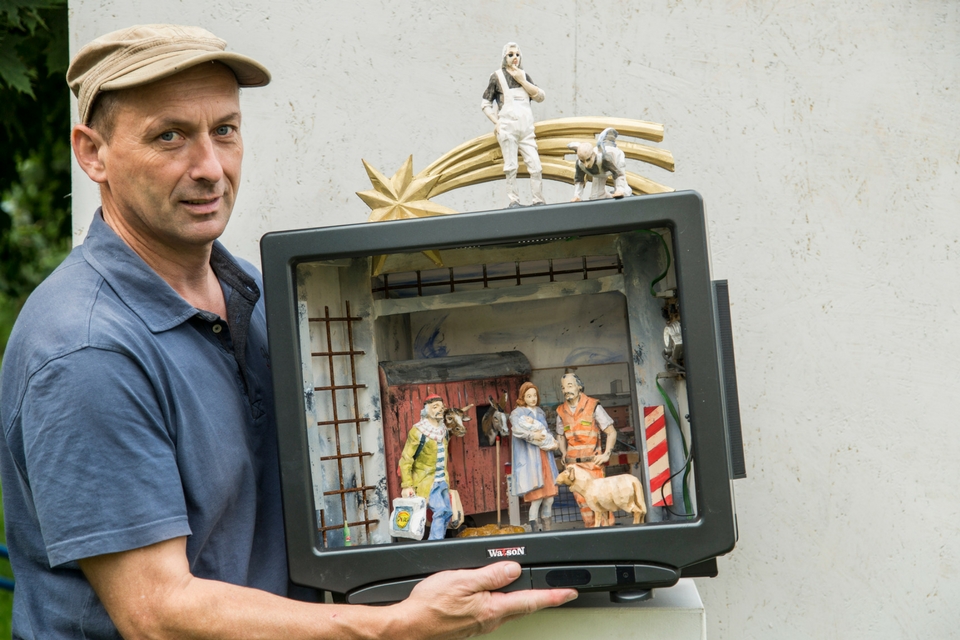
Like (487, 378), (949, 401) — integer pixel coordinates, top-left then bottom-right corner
(555, 373), (618, 527)
(568, 128), (631, 202)
(0, 24), (575, 639)
(399, 395), (457, 540)
(481, 42), (546, 208)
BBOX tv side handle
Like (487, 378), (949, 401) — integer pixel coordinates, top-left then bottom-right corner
(713, 280), (747, 480)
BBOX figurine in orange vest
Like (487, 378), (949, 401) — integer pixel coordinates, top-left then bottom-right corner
(554, 373), (617, 527)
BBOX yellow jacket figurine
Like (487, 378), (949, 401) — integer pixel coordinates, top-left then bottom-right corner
(399, 395), (454, 540)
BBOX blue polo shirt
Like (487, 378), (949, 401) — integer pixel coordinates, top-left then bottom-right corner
(0, 211), (289, 638)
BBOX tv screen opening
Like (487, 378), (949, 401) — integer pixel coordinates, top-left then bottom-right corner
(261, 191), (743, 603)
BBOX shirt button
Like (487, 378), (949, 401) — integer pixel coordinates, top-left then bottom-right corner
(212, 324), (223, 334)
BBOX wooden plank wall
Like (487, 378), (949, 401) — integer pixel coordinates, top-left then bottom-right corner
(380, 370), (526, 516)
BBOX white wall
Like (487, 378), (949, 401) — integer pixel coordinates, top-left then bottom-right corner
(69, 2), (960, 637)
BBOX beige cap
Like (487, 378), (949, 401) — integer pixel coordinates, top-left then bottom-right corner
(67, 24), (271, 124)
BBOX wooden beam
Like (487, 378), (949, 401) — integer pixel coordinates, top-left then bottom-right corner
(374, 274), (625, 317)
(376, 234), (620, 275)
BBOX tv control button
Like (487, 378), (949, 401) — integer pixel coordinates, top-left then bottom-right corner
(616, 565), (636, 585)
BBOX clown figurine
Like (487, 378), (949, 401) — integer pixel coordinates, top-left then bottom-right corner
(399, 395), (454, 540)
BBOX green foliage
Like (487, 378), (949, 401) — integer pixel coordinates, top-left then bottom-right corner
(0, 5), (71, 632)
(0, 0), (67, 97)
(0, 0), (71, 355)
(1, 140), (72, 311)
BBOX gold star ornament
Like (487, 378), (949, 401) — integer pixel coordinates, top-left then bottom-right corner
(357, 156), (456, 223)
(357, 156), (453, 274)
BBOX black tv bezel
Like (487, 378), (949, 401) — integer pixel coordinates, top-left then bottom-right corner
(260, 190), (738, 596)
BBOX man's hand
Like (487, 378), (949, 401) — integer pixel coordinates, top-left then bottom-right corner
(505, 66), (525, 83)
(401, 487), (415, 498)
(570, 196), (581, 202)
(593, 451), (611, 466)
(393, 562), (577, 639)
(504, 66), (543, 102)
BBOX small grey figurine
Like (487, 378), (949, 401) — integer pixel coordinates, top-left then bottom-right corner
(568, 128), (632, 201)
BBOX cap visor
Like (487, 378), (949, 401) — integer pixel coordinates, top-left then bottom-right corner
(101, 50), (270, 91)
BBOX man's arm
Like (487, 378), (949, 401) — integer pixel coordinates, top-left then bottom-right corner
(481, 73), (501, 126)
(80, 537), (577, 640)
(399, 428), (419, 497)
(571, 163), (587, 201)
(555, 414), (568, 459)
(592, 405), (617, 466)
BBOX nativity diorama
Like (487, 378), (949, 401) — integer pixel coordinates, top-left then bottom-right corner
(287, 42), (699, 549)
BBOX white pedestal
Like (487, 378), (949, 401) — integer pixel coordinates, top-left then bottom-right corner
(485, 579), (706, 640)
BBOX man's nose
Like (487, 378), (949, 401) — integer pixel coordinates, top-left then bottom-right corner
(189, 134), (224, 183)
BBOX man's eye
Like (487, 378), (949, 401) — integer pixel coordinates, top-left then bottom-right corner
(215, 125), (233, 136)
(159, 132), (176, 142)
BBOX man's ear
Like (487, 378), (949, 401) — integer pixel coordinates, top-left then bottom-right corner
(71, 124), (108, 184)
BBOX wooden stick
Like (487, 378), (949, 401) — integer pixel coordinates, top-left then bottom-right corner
(496, 435), (501, 528)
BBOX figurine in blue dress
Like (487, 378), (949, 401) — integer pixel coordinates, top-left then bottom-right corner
(509, 382), (560, 532)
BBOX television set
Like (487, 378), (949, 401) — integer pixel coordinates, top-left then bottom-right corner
(260, 190), (744, 603)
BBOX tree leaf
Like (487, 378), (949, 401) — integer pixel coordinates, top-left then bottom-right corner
(0, 36), (37, 97)
(1, 1), (64, 32)
(41, 5), (67, 74)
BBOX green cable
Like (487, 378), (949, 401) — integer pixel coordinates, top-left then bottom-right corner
(635, 229), (672, 298)
(639, 228), (693, 515)
(656, 376), (694, 516)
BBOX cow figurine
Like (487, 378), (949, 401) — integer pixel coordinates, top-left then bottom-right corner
(555, 466), (647, 526)
(443, 404), (474, 438)
(480, 393), (509, 445)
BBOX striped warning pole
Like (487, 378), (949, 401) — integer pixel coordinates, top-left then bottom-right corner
(644, 405), (673, 506)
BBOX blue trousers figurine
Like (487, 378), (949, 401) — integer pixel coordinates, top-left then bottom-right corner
(427, 480), (453, 540)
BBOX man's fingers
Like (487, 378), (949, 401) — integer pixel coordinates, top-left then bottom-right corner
(461, 561), (523, 593)
(456, 563), (578, 612)
(404, 566), (578, 639)
(412, 562), (520, 599)
(485, 587), (578, 624)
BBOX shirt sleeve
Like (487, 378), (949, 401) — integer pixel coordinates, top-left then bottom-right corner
(574, 162), (587, 186)
(481, 73), (501, 105)
(603, 155), (625, 179)
(398, 427), (420, 488)
(594, 404), (615, 430)
(19, 347), (190, 567)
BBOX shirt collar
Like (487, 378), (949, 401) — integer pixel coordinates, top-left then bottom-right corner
(563, 393), (589, 415)
(80, 209), (259, 333)
(417, 419), (447, 442)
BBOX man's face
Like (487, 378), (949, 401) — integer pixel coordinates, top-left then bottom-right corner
(505, 47), (520, 68)
(426, 400), (445, 420)
(577, 144), (596, 167)
(561, 377), (581, 404)
(94, 63), (242, 253)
